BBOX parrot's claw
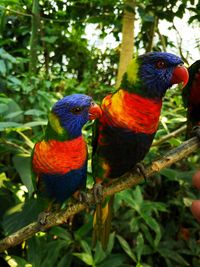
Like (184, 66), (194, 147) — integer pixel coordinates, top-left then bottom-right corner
(78, 191), (90, 204)
(192, 126), (200, 141)
(38, 211), (50, 226)
(73, 190), (89, 204)
(135, 162), (147, 182)
(93, 183), (103, 204)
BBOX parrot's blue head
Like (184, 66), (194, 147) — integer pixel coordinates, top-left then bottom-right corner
(122, 52), (189, 99)
(138, 52), (189, 98)
(48, 94), (102, 139)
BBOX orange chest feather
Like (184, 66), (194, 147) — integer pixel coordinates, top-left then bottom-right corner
(33, 136), (87, 174)
(101, 90), (162, 134)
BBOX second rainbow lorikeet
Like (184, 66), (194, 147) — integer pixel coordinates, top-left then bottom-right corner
(182, 60), (200, 139)
(92, 52), (189, 248)
(32, 94), (102, 206)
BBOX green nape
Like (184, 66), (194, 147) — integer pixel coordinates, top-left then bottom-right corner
(119, 57), (143, 95)
(44, 112), (70, 141)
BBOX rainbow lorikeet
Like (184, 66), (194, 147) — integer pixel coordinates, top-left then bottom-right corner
(182, 60), (200, 139)
(92, 52), (189, 248)
(32, 94), (102, 204)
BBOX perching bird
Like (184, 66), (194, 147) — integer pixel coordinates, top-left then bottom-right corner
(32, 94), (102, 205)
(92, 52), (189, 248)
(182, 60), (200, 139)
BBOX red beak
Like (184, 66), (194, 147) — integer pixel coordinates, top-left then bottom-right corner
(170, 65), (189, 88)
(89, 102), (102, 120)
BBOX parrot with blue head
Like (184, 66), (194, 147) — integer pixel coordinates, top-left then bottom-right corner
(92, 52), (189, 248)
(32, 94), (102, 204)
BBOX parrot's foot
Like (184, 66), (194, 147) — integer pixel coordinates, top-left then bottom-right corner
(192, 126), (200, 141)
(135, 163), (147, 182)
(78, 191), (90, 204)
(93, 183), (103, 204)
(73, 190), (89, 204)
(37, 211), (50, 226)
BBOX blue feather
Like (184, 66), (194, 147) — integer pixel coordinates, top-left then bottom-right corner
(40, 163), (87, 203)
(138, 52), (183, 98)
(52, 94), (93, 138)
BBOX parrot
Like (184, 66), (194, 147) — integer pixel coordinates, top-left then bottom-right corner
(182, 60), (200, 139)
(92, 52), (189, 248)
(32, 94), (102, 206)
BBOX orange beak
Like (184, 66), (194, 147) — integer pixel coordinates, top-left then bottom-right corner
(89, 102), (102, 120)
(171, 64), (189, 88)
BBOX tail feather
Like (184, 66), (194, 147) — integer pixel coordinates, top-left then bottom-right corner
(92, 195), (114, 249)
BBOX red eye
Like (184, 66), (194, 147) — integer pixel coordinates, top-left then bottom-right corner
(156, 60), (166, 69)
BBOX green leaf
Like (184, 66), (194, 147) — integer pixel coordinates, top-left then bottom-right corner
(80, 240), (92, 255)
(7, 75), (22, 86)
(0, 103), (8, 113)
(4, 111), (24, 120)
(41, 240), (68, 267)
(49, 226), (73, 244)
(5, 255), (30, 267)
(12, 154), (35, 196)
(133, 186), (143, 206)
(41, 36), (58, 43)
(23, 121), (47, 127)
(116, 235), (136, 262)
(158, 248), (189, 266)
(73, 253), (94, 266)
(94, 242), (107, 264)
(98, 254), (127, 267)
(0, 48), (17, 63)
(0, 121), (22, 131)
(105, 232), (115, 255)
(24, 109), (46, 116)
(130, 217), (139, 232)
(2, 198), (46, 235)
(0, 59), (6, 76)
(135, 233), (144, 261)
(57, 253), (72, 267)
(141, 215), (161, 247)
(140, 223), (154, 247)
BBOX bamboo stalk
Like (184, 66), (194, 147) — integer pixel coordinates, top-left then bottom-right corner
(116, 0), (135, 88)
(29, 0), (40, 73)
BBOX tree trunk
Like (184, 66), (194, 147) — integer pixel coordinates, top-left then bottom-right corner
(29, 0), (40, 73)
(116, 0), (135, 88)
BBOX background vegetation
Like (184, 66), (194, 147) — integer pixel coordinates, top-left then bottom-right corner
(0, 0), (199, 266)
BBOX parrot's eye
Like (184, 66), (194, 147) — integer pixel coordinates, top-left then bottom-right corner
(90, 101), (95, 106)
(71, 107), (83, 114)
(156, 60), (167, 69)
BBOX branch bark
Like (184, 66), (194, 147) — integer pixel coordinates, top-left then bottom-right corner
(0, 136), (199, 253)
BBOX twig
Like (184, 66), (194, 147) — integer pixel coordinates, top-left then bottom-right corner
(0, 136), (199, 252)
(0, 5), (32, 17)
(172, 23), (189, 65)
(152, 125), (187, 146)
(156, 26), (166, 52)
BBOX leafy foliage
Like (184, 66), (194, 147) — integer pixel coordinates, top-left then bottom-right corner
(0, 0), (200, 266)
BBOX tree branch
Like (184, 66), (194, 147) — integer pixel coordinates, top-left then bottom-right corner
(0, 136), (199, 253)
(152, 125), (187, 146)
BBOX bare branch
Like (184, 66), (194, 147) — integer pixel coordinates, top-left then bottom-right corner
(0, 136), (199, 253)
(152, 125), (187, 146)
